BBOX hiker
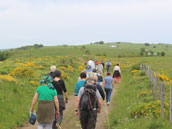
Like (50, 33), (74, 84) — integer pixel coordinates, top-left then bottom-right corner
(30, 75), (59, 129)
(112, 63), (121, 85)
(95, 62), (104, 74)
(103, 72), (114, 106)
(75, 77), (102, 129)
(52, 70), (68, 129)
(92, 69), (105, 100)
(49, 65), (57, 78)
(106, 61), (111, 73)
(88, 59), (95, 70)
(86, 65), (93, 72)
(75, 72), (87, 96)
(100, 61), (105, 73)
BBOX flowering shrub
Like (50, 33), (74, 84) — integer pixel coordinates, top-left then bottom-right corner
(137, 91), (147, 98)
(29, 81), (40, 86)
(0, 75), (17, 83)
(78, 66), (85, 71)
(158, 73), (169, 81)
(61, 71), (69, 80)
(131, 100), (169, 118)
(131, 70), (138, 74)
(10, 67), (35, 78)
(68, 65), (74, 72)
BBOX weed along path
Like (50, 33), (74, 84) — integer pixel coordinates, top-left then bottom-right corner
(20, 87), (117, 129)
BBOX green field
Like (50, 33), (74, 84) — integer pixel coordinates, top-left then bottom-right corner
(0, 42), (172, 129)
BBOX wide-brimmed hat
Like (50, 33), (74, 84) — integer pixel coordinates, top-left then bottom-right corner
(86, 77), (97, 82)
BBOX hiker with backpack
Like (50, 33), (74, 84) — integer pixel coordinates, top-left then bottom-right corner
(52, 70), (68, 129)
(112, 63), (121, 85)
(103, 72), (114, 106)
(101, 61), (105, 73)
(92, 69), (105, 100)
(75, 77), (102, 129)
(106, 61), (111, 73)
(95, 61), (104, 74)
(30, 75), (59, 129)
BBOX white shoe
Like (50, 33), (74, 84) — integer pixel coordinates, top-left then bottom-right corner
(56, 123), (62, 129)
(107, 102), (110, 106)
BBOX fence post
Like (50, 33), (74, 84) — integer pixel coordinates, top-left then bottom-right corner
(154, 73), (158, 99)
(159, 82), (161, 100)
(161, 82), (165, 118)
(170, 83), (172, 123)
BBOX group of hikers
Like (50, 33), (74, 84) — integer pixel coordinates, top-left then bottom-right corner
(30, 59), (121, 129)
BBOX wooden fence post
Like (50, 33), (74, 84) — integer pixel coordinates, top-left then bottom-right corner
(154, 73), (158, 99)
(159, 82), (161, 100)
(161, 82), (165, 118)
(170, 83), (172, 123)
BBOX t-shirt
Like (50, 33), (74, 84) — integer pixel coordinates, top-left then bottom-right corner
(104, 76), (113, 89)
(78, 87), (101, 100)
(36, 85), (57, 101)
(52, 80), (67, 95)
(74, 80), (86, 96)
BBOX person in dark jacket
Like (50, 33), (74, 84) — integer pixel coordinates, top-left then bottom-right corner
(52, 70), (68, 129)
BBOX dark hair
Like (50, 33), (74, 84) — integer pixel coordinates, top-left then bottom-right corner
(93, 69), (97, 73)
(117, 64), (119, 66)
(107, 72), (111, 76)
(80, 72), (87, 79)
(54, 70), (61, 77)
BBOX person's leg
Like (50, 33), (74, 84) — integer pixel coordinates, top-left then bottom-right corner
(45, 122), (53, 129)
(80, 110), (89, 129)
(108, 89), (112, 102)
(57, 109), (63, 125)
(104, 88), (108, 103)
(87, 110), (97, 129)
(37, 123), (44, 129)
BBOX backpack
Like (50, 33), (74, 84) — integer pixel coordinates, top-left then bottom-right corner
(79, 85), (97, 111)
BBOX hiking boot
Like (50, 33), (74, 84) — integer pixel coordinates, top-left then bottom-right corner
(56, 123), (62, 129)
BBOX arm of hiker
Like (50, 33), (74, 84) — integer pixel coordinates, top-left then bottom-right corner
(96, 90), (102, 113)
(97, 99), (102, 113)
(75, 97), (80, 117)
(54, 96), (59, 118)
(112, 80), (114, 88)
(30, 93), (38, 112)
(65, 92), (68, 103)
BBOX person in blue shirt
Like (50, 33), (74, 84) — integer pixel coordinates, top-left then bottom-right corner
(75, 72), (87, 96)
(103, 72), (114, 106)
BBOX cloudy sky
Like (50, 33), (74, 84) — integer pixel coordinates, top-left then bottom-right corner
(0, 0), (172, 49)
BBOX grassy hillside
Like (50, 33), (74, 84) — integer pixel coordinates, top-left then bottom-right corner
(0, 42), (172, 129)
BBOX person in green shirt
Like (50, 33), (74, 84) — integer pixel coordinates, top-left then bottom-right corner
(30, 75), (59, 129)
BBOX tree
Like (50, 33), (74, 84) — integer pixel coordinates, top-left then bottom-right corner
(161, 51), (165, 56)
(0, 51), (9, 61)
(140, 52), (144, 56)
(145, 43), (150, 46)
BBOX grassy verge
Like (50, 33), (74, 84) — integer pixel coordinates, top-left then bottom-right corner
(109, 69), (172, 129)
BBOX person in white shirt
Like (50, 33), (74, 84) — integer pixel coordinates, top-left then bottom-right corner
(112, 64), (121, 85)
(88, 59), (95, 70)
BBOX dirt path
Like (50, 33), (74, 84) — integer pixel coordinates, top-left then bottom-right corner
(20, 86), (117, 129)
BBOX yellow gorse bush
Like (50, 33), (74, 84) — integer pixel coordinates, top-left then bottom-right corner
(0, 75), (17, 83)
(10, 67), (35, 78)
(29, 81), (40, 86)
(137, 91), (147, 98)
(158, 73), (169, 81)
(68, 65), (74, 72)
(131, 70), (138, 74)
(78, 66), (85, 71)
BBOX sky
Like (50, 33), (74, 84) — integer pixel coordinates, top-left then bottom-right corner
(0, 0), (172, 49)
